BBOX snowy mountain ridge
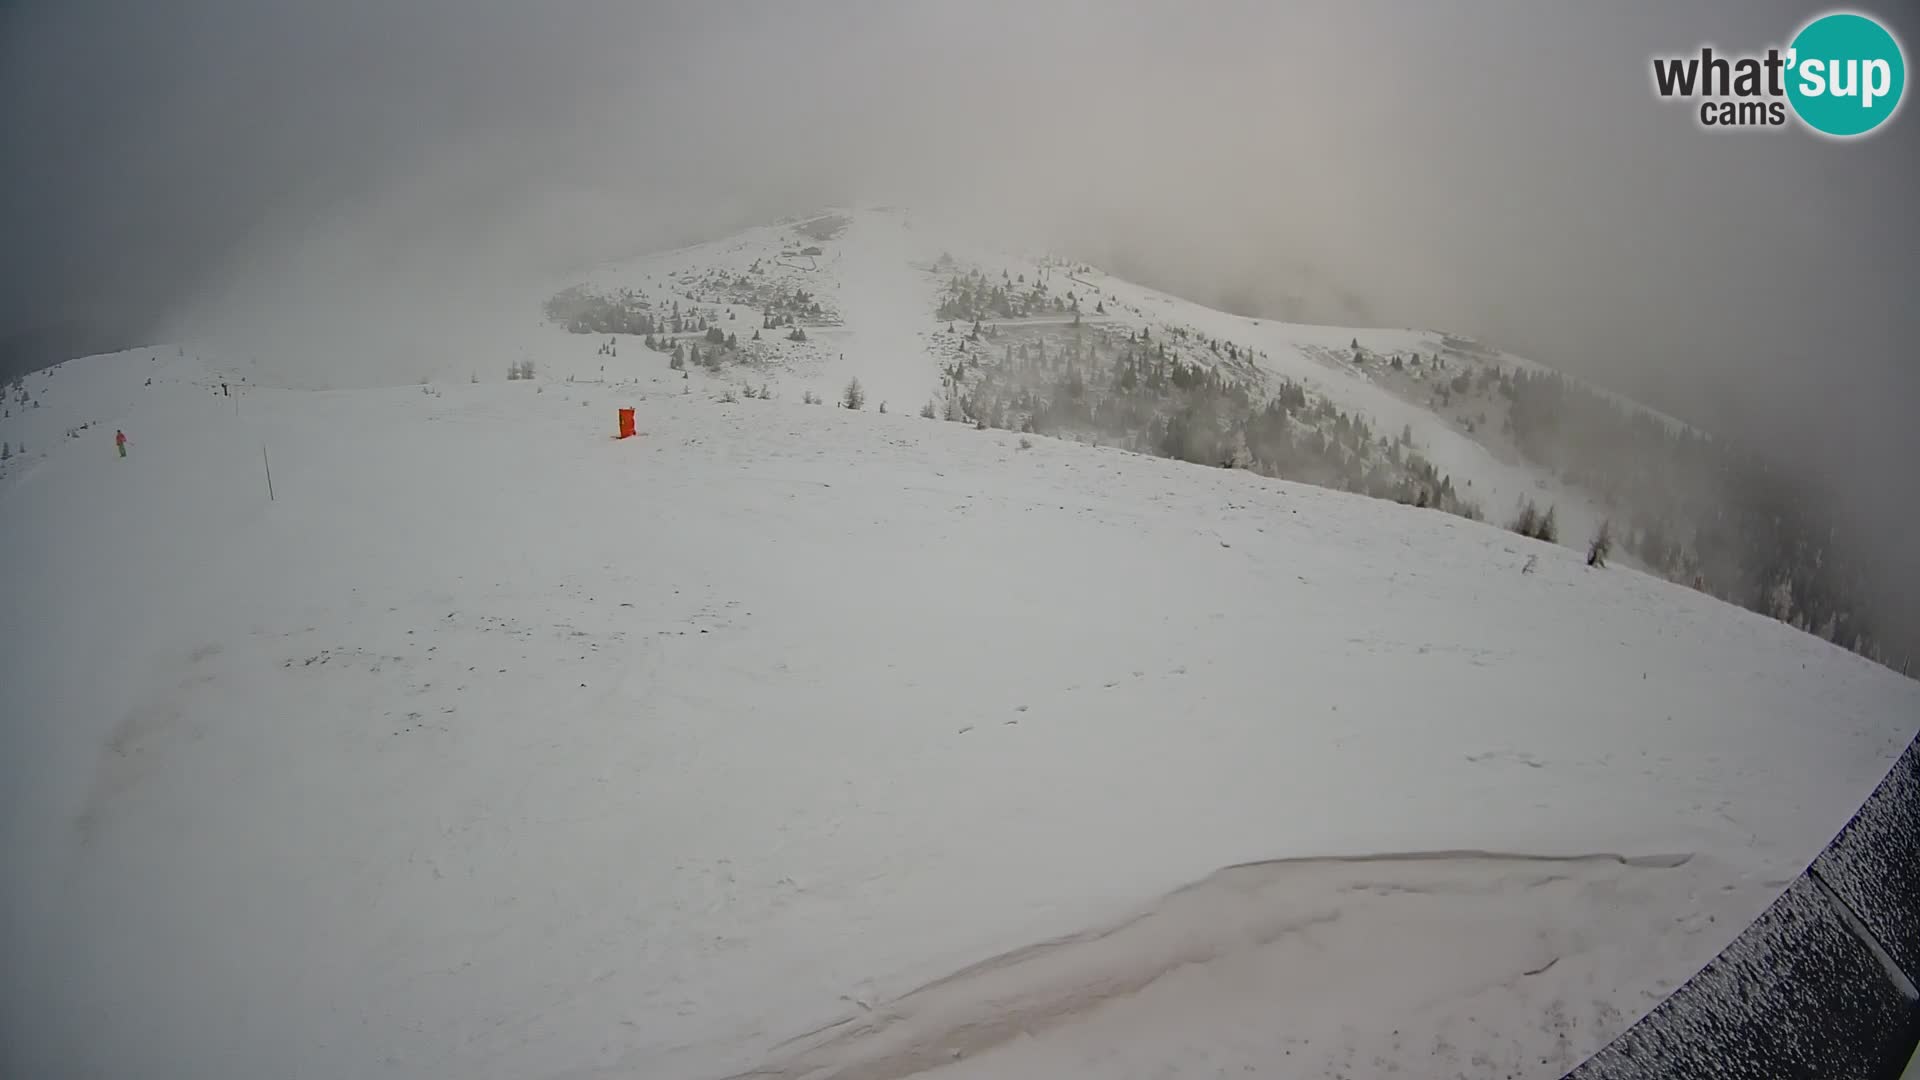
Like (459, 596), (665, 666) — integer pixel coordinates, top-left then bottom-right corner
(512, 207), (1901, 668)
(520, 207), (1639, 549)
(2, 209), (1917, 1080)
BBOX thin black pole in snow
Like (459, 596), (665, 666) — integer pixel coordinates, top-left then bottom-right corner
(262, 443), (275, 501)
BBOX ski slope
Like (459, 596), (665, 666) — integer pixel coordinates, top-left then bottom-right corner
(515, 208), (1635, 547)
(2, 346), (1916, 1080)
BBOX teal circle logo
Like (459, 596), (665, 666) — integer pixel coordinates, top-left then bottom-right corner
(1787, 12), (1906, 137)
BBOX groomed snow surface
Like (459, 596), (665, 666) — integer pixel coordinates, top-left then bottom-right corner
(2, 351), (1917, 1078)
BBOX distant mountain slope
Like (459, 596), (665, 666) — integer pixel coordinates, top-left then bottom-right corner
(515, 207), (1903, 669)
(530, 208), (1617, 539)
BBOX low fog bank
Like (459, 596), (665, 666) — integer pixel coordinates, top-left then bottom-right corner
(2, 0), (1915, 649)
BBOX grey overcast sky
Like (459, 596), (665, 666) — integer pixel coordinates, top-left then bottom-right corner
(1, 1), (1915, 524)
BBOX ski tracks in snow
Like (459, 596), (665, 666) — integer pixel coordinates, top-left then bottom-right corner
(722, 850), (1707, 1080)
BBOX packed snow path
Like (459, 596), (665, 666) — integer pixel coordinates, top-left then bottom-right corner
(1, 357), (1915, 1079)
(817, 213), (949, 415)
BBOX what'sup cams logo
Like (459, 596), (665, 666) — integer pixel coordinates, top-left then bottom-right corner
(1652, 10), (1905, 137)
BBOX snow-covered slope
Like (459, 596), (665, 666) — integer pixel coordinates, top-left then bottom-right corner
(2, 345), (1916, 1080)
(483, 208), (1658, 551)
